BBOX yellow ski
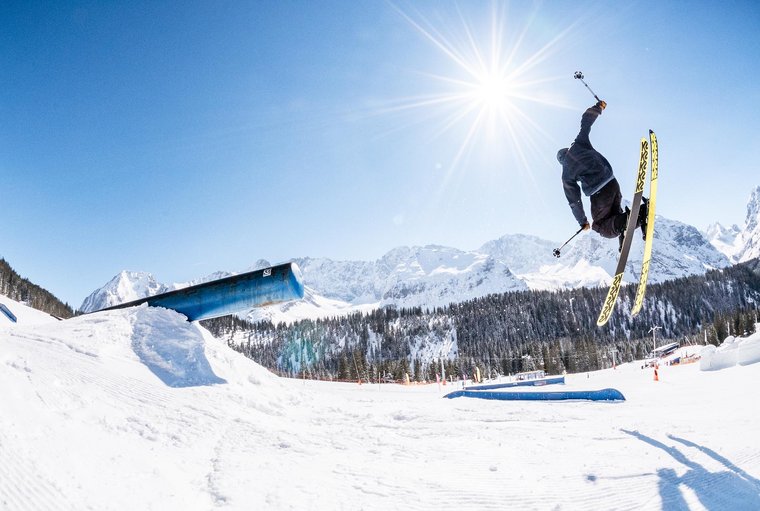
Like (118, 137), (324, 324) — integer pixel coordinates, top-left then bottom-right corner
(632, 130), (658, 315)
(597, 137), (649, 326)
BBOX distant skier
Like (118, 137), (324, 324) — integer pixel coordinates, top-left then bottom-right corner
(557, 101), (647, 250)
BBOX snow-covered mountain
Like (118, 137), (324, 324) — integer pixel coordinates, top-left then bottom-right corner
(479, 215), (729, 289)
(80, 270), (169, 313)
(80, 247), (527, 316)
(239, 246), (528, 324)
(80, 266), (260, 313)
(705, 222), (742, 260)
(82, 206), (734, 322)
(298, 245), (526, 308)
(174, 270), (235, 289)
(706, 186), (760, 263)
(741, 186), (760, 261)
(642, 217), (730, 279)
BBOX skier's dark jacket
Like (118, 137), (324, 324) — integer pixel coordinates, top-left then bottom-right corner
(558, 104), (613, 226)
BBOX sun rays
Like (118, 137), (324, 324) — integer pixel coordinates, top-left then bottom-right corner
(381, 2), (578, 182)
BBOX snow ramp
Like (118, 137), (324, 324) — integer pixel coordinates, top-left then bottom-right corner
(444, 388), (625, 401)
(129, 305), (226, 387)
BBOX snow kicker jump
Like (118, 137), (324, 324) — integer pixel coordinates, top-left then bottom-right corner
(97, 262), (304, 321)
(444, 388), (625, 402)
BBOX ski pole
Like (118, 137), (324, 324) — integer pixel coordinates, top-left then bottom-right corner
(573, 71), (600, 102)
(552, 226), (584, 258)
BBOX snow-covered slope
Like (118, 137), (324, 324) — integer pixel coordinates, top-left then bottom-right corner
(2, 309), (760, 510)
(0, 294), (59, 325)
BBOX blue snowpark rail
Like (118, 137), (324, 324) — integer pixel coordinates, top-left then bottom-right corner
(97, 262), (304, 321)
(0, 303), (17, 323)
(444, 388), (626, 402)
(464, 376), (565, 391)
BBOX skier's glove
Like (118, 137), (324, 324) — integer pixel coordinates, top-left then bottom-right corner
(582, 222), (591, 231)
(596, 100), (607, 110)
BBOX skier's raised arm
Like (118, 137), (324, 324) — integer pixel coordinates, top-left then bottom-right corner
(574, 101), (606, 148)
(556, 98), (637, 244)
(561, 71), (654, 324)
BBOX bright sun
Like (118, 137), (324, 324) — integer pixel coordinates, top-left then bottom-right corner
(384, 3), (574, 173)
(471, 71), (513, 112)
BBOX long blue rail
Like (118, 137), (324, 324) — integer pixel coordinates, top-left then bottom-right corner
(444, 388), (625, 401)
(464, 376), (565, 391)
(0, 303), (17, 323)
(98, 262), (304, 321)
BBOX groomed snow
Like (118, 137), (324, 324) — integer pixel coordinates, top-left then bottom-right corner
(2, 300), (759, 510)
(0, 295), (60, 326)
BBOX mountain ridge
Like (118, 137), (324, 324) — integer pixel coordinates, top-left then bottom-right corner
(81, 213), (742, 322)
(704, 186), (760, 263)
(80, 186), (760, 321)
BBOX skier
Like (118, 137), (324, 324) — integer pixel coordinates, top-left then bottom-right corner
(557, 101), (647, 250)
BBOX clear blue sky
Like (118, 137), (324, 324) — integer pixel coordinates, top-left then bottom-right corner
(2, 1), (759, 308)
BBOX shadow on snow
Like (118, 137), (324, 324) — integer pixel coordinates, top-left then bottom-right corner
(130, 320), (226, 388)
(621, 429), (760, 510)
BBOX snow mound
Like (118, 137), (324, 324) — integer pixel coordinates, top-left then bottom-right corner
(700, 332), (760, 371)
(11, 304), (231, 388)
(1, 303), (300, 509)
(738, 332), (760, 366)
(129, 305), (226, 387)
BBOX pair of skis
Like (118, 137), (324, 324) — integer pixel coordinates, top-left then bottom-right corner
(597, 130), (659, 326)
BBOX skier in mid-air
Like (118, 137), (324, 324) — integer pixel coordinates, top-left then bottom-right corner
(557, 101), (647, 250)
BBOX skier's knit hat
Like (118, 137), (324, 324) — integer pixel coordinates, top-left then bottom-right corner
(556, 148), (569, 165)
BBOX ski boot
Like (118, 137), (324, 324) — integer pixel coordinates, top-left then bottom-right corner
(616, 206), (631, 253)
(638, 197), (649, 240)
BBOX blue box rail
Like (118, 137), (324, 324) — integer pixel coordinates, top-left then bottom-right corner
(97, 262), (304, 321)
(464, 375), (566, 391)
(444, 388), (626, 402)
(0, 303), (18, 323)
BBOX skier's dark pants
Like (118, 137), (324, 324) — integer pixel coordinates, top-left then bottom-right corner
(591, 178), (626, 238)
